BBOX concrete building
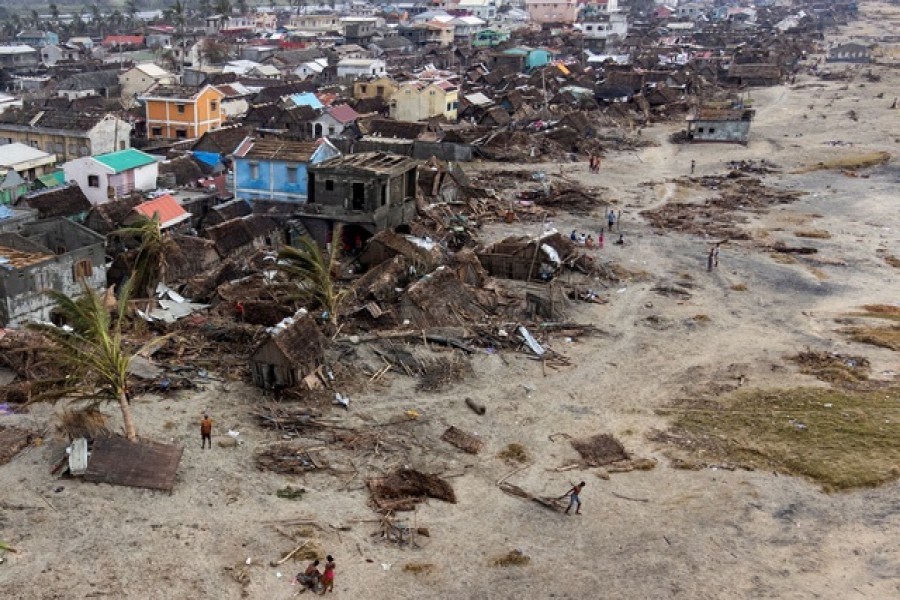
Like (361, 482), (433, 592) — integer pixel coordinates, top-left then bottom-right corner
(450, 16), (487, 43)
(456, 0), (499, 21)
(119, 63), (175, 103)
(63, 148), (159, 205)
(353, 76), (399, 101)
(16, 31), (59, 48)
(0, 109), (132, 162)
(336, 58), (387, 79)
(389, 80), (459, 122)
(299, 152), (420, 246)
(525, 0), (579, 25)
(232, 138), (341, 203)
(0, 46), (39, 69)
(0, 218), (107, 327)
(0, 143), (57, 181)
(827, 42), (872, 63)
(686, 104), (755, 144)
(140, 84), (226, 141)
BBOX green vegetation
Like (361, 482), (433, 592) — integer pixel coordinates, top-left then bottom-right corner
(277, 230), (347, 326)
(663, 386), (900, 492)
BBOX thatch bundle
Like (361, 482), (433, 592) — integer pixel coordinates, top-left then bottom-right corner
(367, 468), (456, 511)
(570, 433), (629, 466)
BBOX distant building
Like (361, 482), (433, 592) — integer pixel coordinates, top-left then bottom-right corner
(0, 45), (39, 69)
(390, 80), (459, 122)
(125, 194), (191, 232)
(827, 42), (872, 63)
(120, 63), (175, 102)
(0, 218), (107, 327)
(353, 76), (398, 101)
(298, 152), (420, 247)
(0, 109), (132, 162)
(472, 28), (511, 48)
(686, 104), (755, 144)
(16, 31), (59, 48)
(62, 149), (159, 205)
(525, 0), (579, 25)
(232, 138), (341, 203)
(0, 143), (57, 181)
(139, 84), (225, 140)
(336, 58), (387, 79)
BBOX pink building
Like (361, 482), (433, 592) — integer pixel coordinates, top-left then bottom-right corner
(525, 0), (579, 25)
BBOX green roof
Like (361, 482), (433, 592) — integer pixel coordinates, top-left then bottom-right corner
(36, 171), (65, 187)
(94, 149), (157, 173)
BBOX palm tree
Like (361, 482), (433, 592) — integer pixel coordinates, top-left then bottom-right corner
(30, 10), (40, 29)
(113, 215), (174, 299)
(125, 0), (138, 24)
(277, 229), (347, 325)
(237, 0), (249, 17)
(31, 280), (138, 441)
(49, 4), (60, 24)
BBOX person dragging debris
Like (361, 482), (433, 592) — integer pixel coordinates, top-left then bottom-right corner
(561, 481), (586, 515)
(320, 555), (335, 594)
(200, 414), (213, 449)
(295, 559), (320, 593)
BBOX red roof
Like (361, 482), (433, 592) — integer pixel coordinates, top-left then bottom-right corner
(132, 194), (190, 229)
(102, 35), (145, 47)
(327, 104), (360, 125)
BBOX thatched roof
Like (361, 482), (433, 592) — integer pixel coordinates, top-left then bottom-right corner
(84, 195), (143, 235)
(254, 317), (327, 366)
(17, 184), (91, 219)
(359, 230), (445, 272)
(205, 214), (279, 256)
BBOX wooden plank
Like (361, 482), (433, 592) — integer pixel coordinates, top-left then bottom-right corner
(83, 436), (183, 492)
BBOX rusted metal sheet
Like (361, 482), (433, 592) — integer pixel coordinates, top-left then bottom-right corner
(83, 437), (183, 491)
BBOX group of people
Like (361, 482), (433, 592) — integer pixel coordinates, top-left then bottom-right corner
(295, 555), (336, 594)
(588, 154), (602, 173)
(570, 229), (604, 249)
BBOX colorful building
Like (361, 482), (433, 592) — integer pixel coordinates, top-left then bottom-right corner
(389, 80), (459, 122)
(140, 84), (225, 141)
(232, 138), (341, 203)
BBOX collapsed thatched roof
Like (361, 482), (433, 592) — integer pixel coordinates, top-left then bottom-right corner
(253, 317), (327, 367)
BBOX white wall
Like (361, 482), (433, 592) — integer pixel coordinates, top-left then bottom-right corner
(89, 116), (133, 155)
(133, 163), (159, 192)
(63, 157), (114, 205)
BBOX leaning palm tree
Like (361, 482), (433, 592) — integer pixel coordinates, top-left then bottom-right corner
(277, 228), (347, 325)
(31, 280), (138, 441)
(113, 215), (173, 299)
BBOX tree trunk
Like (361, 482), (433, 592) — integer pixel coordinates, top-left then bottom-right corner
(118, 391), (137, 441)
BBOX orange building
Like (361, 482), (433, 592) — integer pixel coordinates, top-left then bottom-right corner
(139, 84), (225, 140)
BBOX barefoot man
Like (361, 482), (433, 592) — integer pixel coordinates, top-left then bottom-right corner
(561, 481), (585, 515)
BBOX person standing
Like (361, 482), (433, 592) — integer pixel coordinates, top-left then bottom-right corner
(691, 159), (696, 175)
(200, 414), (213, 449)
(707, 247), (715, 272)
(607, 209), (616, 232)
(713, 244), (720, 268)
(320, 556), (335, 594)
(598, 230), (604, 249)
(561, 481), (586, 515)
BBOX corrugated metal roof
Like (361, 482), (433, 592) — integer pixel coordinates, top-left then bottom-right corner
(94, 149), (157, 173)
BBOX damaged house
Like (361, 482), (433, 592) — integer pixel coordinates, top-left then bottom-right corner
(0, 218), (106, 326)
(686, 103), (755, 144)
(476, 232), (575, 281)
(297, 152), (420, 247)
(250, 317), (327, 389)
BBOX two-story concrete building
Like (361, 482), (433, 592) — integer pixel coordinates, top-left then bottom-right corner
(336, 58), (387, 80)
(140, 84), (225, 140)
(232, 138), (341, 204)
(525, 0), (579, 24)
(0, 45), (39, 69)
(297, 152), (420, 247)
(0, 218), (107, 326)
(63, 148), (159, 205)
(390, 80), (459, 122)
(0, 109), (132, 162)
(120, 63), (175, 103)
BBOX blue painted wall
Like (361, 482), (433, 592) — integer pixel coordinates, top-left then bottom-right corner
(233, 143), (341, 203)
(526, 50), (553, 70)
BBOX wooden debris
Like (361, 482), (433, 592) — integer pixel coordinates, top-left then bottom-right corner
(441, 426), (484, 454)
(0, 427), (33, 465)
(256, 443), (324, 475)
(367, 468), (456, 512)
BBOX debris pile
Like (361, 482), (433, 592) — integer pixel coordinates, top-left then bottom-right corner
(367, 468), (456, 512)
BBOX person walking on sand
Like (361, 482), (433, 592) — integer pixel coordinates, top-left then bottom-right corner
(691, 159), (696, 175)
(713, 244), (720, 268)
(200, 414), (213, 449)
(707, 247), (715, 272)
(320, 556), (335, 594)
(561, 481), (586, 515)
(607, 209), (616, 232)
